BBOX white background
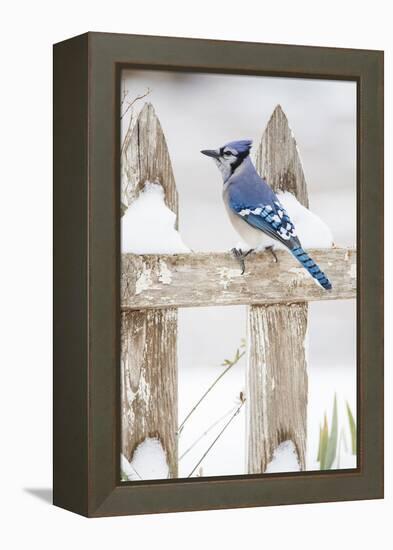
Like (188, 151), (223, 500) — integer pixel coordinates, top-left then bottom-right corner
(1, 1), (391, 548)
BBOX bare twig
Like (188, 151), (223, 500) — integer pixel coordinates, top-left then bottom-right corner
(121, 463), (143, 481)
(120, 110), (135, 158)
(177, 343), (245, 435)
(120, 88), (152, 158)
(187, 398), (245, 478)
(179, 405), (238, 461)
(120, 87), (151, 120)
(121, 86), (129, 107)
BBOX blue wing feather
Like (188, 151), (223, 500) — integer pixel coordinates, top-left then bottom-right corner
(230, 199), (332, 289)
(229, 195), (300, 249)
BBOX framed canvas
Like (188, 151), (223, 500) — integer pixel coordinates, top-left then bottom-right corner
(53, 32), (384, 517)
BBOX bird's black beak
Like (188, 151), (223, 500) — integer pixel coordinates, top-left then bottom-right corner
(201, 149), (220, 159)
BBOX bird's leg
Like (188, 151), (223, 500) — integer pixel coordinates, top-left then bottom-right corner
(231, 248), (255, 275)
(231, 248), (246, 275)
(265, 245), (278, 263)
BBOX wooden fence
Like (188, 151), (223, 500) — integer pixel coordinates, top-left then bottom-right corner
(120, 102), (356, 477)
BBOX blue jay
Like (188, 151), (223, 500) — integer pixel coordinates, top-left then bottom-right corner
(201, 139), (332, 290)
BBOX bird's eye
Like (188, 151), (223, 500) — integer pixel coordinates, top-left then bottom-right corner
(224, 151), (232, 157)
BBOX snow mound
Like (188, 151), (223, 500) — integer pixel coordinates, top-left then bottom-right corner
(121, 182), (190, 254)
(277, 191), (333, 249)
(123, 437), (169, 481)
(120, 453), (141, 481)
(265, 440), (300, 473)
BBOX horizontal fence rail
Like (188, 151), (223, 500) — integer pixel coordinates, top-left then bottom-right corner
(121, 247), (356, 309)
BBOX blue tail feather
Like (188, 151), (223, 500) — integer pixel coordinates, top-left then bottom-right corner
(291, 247), (332, 290)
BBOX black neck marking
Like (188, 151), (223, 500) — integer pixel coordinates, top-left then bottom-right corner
(230, 149), (250, 175)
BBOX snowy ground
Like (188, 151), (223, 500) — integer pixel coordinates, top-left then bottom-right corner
(178, 346), (356, 478)
(178, 350), (246, 478)
(121, 300), (357, 480)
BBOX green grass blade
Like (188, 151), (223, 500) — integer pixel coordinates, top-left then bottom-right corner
(325, 394), (338, 469)
(346, 401), (357, 455)
(120, 469), (129, 482)
(317, 424), (322, 462)
(319, 414), (329, 470)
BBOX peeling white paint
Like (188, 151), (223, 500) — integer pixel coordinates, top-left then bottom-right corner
(126, 386), (134, 405)
(349, 263), (356, 279)
(218, 267), (241, 289)
(158, 260), (172, 285)
(303, 324), (310, 366)
(138, 370), (151, 405)
(261, 356), (269, 443)
(135, 265), (153, 295)
(289, 267), (310, 280)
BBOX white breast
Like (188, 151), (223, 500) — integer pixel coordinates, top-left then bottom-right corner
(223, 198), (276, 249)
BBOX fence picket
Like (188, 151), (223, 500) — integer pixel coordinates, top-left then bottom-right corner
(121, 103), (178, 478)
(247, 105), (310, 473)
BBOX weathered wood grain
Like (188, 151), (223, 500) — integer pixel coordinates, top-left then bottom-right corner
(121, 248), (356, 309)
(247, 105), (310, 473)
(121, 102), (178, 220)
(246, 304), (308, 472)
(255, 105), (309, 208)
(121, 103), (178, 478)
(121, 309), (178, 477)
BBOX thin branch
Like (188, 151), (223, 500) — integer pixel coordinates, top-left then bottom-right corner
(120, 87), (129, 107)
(120, 88), (151, 120)
(130, 465), (143, 481)
(187, 399), (245, 478)
(120, 88), (152, 159)
(177, 346), (245, 435)
(179, 405), (237, 461)
(121, 463), (143, 481)
(120, 110), (135, 158)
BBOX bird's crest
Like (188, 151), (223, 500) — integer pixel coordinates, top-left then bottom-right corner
(224, 139), (253, 155)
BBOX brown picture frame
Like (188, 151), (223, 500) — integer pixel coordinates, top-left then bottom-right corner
(53, 32), (384, 517)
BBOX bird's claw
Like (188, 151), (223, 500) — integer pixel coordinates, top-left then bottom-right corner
(231, 248), (245, 274)
(231, 247), (254, 275)
(265, 246), (278, 263)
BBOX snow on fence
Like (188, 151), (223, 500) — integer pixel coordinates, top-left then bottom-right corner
(120, 103), (357, 477)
